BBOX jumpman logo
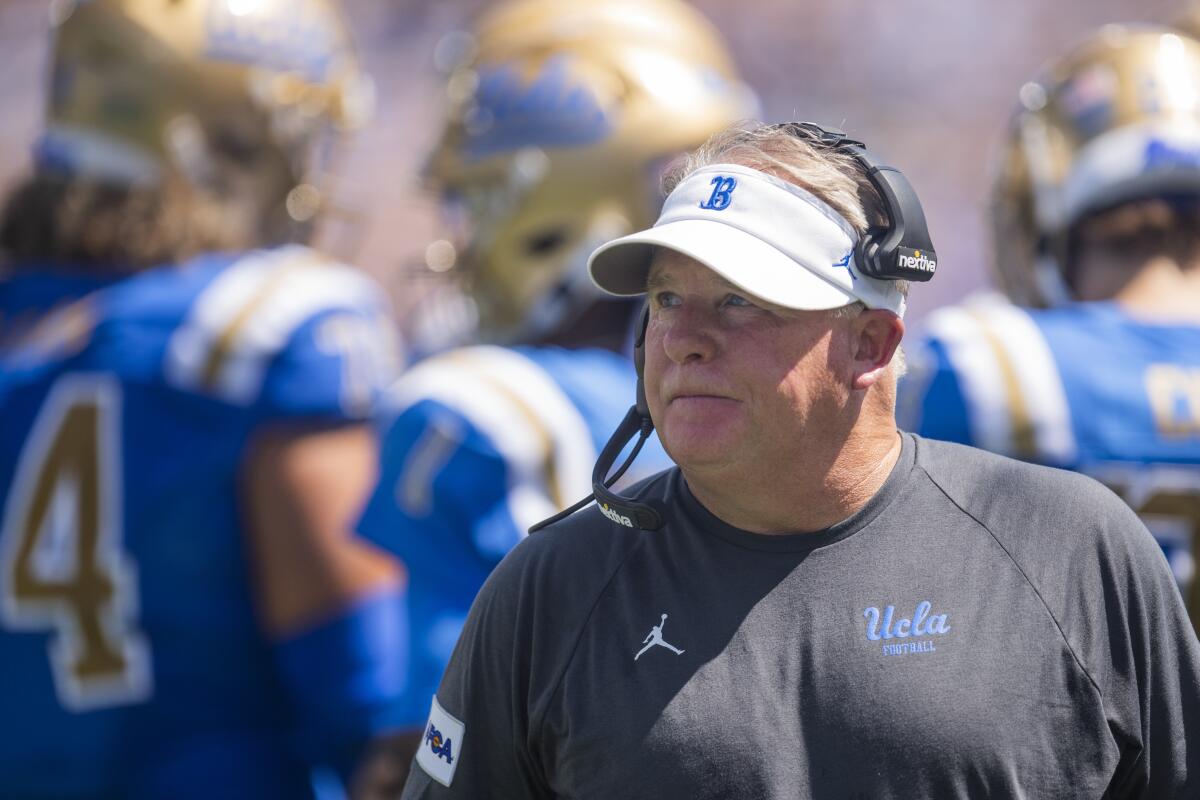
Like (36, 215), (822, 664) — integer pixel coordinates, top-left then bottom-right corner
(634, 613), (685, 661)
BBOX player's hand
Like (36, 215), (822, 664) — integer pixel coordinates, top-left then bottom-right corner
(349, 729), (424, 800)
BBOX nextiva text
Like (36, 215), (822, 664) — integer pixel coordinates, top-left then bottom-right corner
(599, 503), (634, 527)
(897, 250), (936, 273)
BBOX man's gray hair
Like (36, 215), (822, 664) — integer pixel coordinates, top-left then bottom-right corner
(663, 121), (910, 301)
(665, 121), (877, 234)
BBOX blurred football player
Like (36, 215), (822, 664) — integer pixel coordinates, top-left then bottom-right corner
(0, 1), (407, 797)
(899, 24), (1200, 636)
(351, 0), (756, 785)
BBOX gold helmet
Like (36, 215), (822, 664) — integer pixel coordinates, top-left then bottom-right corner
(424, 0), (757, 342)
(37, 0), (372, 234)
(991, 24), (1200, 306)
(1178, 2), (1200, 37)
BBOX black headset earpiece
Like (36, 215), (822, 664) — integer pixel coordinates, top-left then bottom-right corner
(779, 122), (938, 283)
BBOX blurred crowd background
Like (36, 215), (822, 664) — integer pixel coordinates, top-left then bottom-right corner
(0, 0), (1191, 328)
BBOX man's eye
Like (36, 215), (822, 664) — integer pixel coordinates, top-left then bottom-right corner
(653, 291), (680, 308)
(723, 293), (753, 308)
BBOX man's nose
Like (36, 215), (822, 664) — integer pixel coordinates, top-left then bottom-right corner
(661, 303), (718, 366)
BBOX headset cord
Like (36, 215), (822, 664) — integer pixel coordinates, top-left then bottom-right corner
(527, 423), (652, 534)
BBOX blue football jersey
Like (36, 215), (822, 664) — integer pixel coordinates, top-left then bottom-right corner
(900, 296), (1200, 631)
(0, 246), (402, 799)
(355, 344), (673, 728)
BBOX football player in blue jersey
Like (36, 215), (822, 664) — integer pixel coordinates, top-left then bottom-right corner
(0, 1), (408, 797)
(899, 25), (1200, 636)
(351, 0), (757, 785)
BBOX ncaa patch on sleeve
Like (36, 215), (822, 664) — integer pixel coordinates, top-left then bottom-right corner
(416, 695), (465, 787)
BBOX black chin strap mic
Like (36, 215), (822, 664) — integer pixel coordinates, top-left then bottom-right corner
(528, 308), (664, 533)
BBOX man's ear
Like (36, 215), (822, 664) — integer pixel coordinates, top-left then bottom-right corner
(850, 309), (905, 391)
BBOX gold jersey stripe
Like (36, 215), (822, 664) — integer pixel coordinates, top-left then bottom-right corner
(967, 309), (1037, 460)
(446, 351), (565, 511)
(199, 257), (314, 391)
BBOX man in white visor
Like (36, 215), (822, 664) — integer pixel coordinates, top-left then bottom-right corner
(400, 122), (1200, 799)
(586, 131), (911, 535)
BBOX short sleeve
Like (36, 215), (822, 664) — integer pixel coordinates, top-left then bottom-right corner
(256, 303), (403, 422)
(164, 247), (404, 420)
(1091, 499), (1200, 797)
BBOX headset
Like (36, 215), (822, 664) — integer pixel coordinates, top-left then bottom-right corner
(781, 122), (939, 282)
(529, 122), (937, 534)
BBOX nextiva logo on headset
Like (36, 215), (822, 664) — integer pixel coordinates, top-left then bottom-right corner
(599, 502), (635, 527)
(897, 248), (937, 274)
(528, 122), (938, 534)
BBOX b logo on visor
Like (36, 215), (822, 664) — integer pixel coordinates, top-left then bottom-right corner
(699, 175), (737, 211)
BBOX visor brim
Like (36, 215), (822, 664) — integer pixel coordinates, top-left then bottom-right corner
(588, 218), (859, 311)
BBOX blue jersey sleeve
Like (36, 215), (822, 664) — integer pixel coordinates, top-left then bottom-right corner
(256, 304), (403, 423)
(161, 247), (404, 424)
(357, 397), (526, 729)
(897, 334), (975, 445)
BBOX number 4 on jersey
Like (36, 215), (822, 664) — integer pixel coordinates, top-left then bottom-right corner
(1, 374), (151, 711)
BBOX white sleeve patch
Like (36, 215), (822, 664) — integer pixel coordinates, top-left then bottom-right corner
(416, 694), (465, 787)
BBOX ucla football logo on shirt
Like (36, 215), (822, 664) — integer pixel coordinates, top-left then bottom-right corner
(863, 600), (952, 657)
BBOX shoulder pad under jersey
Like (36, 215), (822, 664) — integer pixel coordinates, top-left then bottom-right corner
(916, 295), (1077, 466)
(164, 246), (399, 410)
(387, 345), (598, 526)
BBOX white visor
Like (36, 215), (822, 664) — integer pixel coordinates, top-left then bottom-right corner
(588, 163), (906, 317)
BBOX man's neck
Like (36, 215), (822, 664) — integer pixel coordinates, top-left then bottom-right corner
(1112, 257), (1200, 323)
(683, 421), (903, 535)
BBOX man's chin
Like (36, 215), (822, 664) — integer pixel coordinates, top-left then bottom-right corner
(661, 431), (742, 473)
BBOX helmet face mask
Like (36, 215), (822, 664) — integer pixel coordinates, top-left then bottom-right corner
(991, 24), (1200, 306)
(444, 151), (660, 341)
(423, 0), (758, 343)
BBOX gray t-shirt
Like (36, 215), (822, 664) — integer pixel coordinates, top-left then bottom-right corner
(402, 433), (1200, 798)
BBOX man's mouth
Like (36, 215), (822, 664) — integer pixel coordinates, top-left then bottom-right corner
(668, 392), (738, 405)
